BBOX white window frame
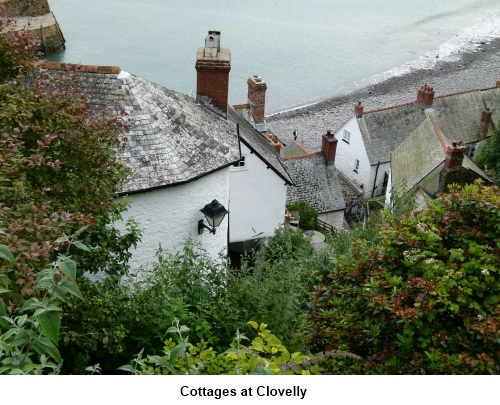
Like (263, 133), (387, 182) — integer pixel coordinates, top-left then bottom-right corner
(353, 159), (359, 173)
(342, 129), (351, 144)
(230, 154), (247, 171)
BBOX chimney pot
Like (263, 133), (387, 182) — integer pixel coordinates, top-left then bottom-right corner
(445, 142), (466, 168)
(247, 75), (267, 123)
(420, 84), (435, 106)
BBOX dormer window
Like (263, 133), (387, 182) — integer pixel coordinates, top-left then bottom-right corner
(343, 130), (351, 144)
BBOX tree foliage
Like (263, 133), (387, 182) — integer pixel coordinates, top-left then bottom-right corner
(0, 9), (40, 81)
(286, 201), (319, 230)
(0, 7), (141, 373)
(0, 240), (86, 374)
(475, 120), (500, 184)
(0, 6), (141, 303)
(303, 181), (500, 374)
(121, 321), (354, 375)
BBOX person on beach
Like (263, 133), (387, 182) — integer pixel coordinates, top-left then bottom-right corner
(293, 128), (298, 141)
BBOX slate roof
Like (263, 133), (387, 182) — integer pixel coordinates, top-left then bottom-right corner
(283, 155), (345, 213)
(227, 106), (292, 185)
(46, 66), (241, 194)
(391, 115), (490, 193)
(432, 89), (499, 145)
(355, 87), (500, 166)
(358, 103), (427, 165)
(391, 117), (445, 191)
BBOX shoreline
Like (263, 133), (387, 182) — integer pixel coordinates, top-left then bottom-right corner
(267, 36), (500, 152)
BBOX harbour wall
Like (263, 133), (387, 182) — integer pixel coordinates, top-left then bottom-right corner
(1, 0), (50, 17)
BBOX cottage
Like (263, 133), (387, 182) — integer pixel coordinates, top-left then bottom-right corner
(282, 132), (349, 230)
(194, 32), (293, 260)
(43, 62), (240, 270)
(333, 82), (500, 199)
(388, 114), (492, 209)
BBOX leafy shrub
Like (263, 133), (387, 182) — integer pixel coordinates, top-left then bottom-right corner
(0, 239), (85, 374)
(229, 227), (321, 350)
(120, 320), (356, 375)
(475, 120), (500, 184)
(303, 181), (500, 374)
(286, 201), (318, 230)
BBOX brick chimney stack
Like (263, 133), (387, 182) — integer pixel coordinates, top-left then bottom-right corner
(195, 31), (231, 117)
(354, 101), (364, 118)
(479, 108), (493, 139)
(417, 84), (435, 106)
(248, 75), (267, 123)
(321, 130), (338, 166)
(445, 140), (467, 169)
(270, 135), (281, 154)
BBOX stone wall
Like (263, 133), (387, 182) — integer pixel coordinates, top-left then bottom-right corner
(1, 0), (50, 17)
(337, 169), (364, 207)
(2, 0), (65, 56)
(30, 20), (65, 54)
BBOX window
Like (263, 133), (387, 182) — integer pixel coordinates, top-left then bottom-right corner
(342, 129), (351, 144)
(231, 155), (246, 170)
(353, 159), (359, 173)
(466, 145), (476, 159)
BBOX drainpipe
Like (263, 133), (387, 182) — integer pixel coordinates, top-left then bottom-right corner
(371, 161), (380, 198)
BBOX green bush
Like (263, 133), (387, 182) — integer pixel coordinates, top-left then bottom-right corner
(303, 181), (500, 374)
(59, 229), (323, 373)
(475, 120), (500, 184)
(120, 320), (356, 375)
(228, 227), (320, 351)
(286, 201), (318, 230)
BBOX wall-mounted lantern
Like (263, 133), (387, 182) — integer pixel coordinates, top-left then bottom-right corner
(198, 199), (229, 235)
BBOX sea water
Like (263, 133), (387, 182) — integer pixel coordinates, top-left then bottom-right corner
(46, 0), (500, 114)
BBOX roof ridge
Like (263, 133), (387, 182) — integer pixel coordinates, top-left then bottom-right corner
(41, 61), (121, 74)
(429, 114), (448, 152)
(364, 100), (420, 114)
(434, 88), (480, 99)
(363, 87), (486, 115)
(282, 151), (324, 160)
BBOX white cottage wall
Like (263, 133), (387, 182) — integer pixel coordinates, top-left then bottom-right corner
(116, 168), (230, 271)
(366, 162), (390, 199)
(334, 117), (372, 198)
(229, 143), (287, 243)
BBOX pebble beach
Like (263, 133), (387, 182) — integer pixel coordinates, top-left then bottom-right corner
(267, 37), (500, 152)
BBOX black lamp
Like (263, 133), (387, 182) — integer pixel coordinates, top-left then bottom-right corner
(198, 199), (229, 235)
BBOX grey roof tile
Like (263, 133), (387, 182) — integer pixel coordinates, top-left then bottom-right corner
(392, 115), (492, 193)
(359, 103), (427, 165)
(283, 155), (345, 213)
(391, 117), (445, 191)
(359, 87), (500, 165)
(50, 70), (240, 193)
(227, 106), (293, 184)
